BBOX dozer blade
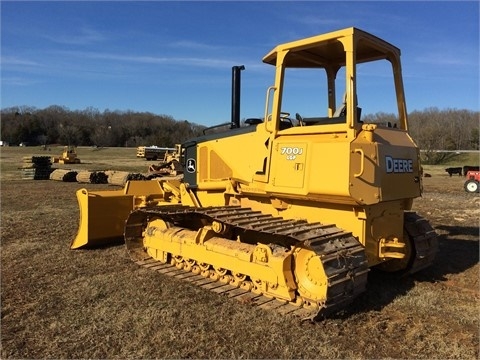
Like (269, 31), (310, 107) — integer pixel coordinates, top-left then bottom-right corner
(71, 180), (171, 249)
(71, 188), (134, 249)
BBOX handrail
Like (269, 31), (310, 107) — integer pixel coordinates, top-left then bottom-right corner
(264, 86), (276, 133)
(353, 148), (365, 178)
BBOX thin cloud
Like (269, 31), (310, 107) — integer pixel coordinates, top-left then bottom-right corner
(290, 16), (342, 28)
(415, 54), (477, 67)
(169, 40), (221, 51)
(413, 41), (479, 68)
(53, 50), (259, 69)
(1, 76), (39, 86)
(42, 27), (108, 45)
(1, 56), (41, 67)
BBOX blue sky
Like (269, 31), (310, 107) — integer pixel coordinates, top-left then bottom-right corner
(1, 1), (479, 126)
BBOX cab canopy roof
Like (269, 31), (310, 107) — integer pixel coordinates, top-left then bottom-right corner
(262, 27), (400, 68)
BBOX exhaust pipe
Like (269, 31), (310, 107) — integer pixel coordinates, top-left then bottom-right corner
(231, 65), (245, 129)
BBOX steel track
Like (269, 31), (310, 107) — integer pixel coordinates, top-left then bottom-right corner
(404, 211), (438, 274)
(124, 205), (369, 320)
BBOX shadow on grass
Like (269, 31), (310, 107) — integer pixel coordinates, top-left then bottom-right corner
(73, 237), (125, 250)
(71, 225), (478, 322)
(422, 228), (479, 280)
(436, 224), (479, 237)
(329, 230), (478, 320)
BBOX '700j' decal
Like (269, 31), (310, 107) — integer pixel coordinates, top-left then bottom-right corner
(281, 147), (303, 160)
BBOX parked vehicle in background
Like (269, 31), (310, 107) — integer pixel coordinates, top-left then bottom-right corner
(464, 171), (480, 193)
(51, 146), (81, 164)
(136, 145), (176, 161)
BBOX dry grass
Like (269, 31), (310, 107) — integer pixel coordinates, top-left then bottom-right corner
(0, 146), (147, 181)
(1, 147), (479, 359)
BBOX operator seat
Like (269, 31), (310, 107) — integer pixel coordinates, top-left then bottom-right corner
(295, 93), (361, 126)
(334, 93), (362, 122)
(333, 93), (347, 117)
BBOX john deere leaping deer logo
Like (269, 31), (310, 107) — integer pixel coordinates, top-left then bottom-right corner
(187, 158), (196, 173)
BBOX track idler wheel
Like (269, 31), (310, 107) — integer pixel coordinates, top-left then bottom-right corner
(293, 247), (328, 304)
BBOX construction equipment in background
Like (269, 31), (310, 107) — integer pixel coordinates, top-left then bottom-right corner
(71, 27), (438, 319)
(146, 144), (183, 178)
(52, 146), (81, 164)
(136, 145), (177, 161)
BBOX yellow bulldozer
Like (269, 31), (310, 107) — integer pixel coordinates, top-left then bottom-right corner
(72, 27), (437, 319)
(52, 145), (81, 164)
(146, 144), (183, 178)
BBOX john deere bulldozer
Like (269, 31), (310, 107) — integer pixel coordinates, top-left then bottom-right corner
(52, 145), (81, 164)
(72, 27), (437, 319)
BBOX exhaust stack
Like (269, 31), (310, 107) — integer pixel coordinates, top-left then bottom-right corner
(231, 65), (245, 129)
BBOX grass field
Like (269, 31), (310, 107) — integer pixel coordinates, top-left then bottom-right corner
(0, 146), (148, 181)
(1, 146), (479, 359)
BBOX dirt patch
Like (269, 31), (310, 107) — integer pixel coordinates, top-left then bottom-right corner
(1, 175), (478, 359)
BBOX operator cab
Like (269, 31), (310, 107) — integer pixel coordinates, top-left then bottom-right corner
(262, 27), (407, 134)
(294, 93), (362, 126)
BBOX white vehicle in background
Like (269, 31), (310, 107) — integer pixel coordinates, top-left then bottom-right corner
(136, 145), (176, 161)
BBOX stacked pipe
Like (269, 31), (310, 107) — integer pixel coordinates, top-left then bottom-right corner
(49, 169), (78, 182)
(76, 171), (108, 184)
(106, 171), (145, 186)
(21, 156), (53, 180)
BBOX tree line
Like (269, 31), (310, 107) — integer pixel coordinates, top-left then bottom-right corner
(0, 105), (207, 148)
(1, 106), (478, 158)
(362, 107), (479, 163)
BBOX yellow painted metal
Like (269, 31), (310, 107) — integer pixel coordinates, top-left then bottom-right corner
(71, 180), (174, 249)
(144, 220), (328, 302)
(72, 27), (434, 289)
(263, 27), (401, 67)
(293, 247), (328, 302)
(376, 229), (413, 272)
(71, 188), (134, 249)
(378, 237), (405, 259)
(234, 195), (409, 267)
(52, 145), (80, 164)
